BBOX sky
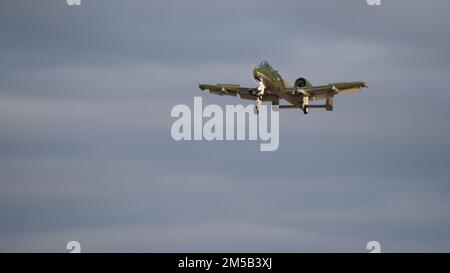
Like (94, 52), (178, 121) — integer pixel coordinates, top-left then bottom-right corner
(1, 0), (450, 252)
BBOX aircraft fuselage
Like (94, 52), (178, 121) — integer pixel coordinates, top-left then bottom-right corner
(252, 63), (285, 94)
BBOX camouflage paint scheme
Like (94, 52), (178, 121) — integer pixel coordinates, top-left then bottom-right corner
(199, 61), (367, 114)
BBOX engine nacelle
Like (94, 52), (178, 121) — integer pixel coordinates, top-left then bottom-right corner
(294, 77), (312, 88)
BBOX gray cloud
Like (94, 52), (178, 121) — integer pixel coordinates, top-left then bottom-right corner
(1, 0), (450, 252)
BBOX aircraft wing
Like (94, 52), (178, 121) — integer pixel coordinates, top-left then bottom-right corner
(199, 83), (281, 102)
(199, 84), (254, 96)
(285, 81), (368, 100)
(198, 83), (258, 100)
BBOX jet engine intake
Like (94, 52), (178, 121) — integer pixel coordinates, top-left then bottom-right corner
(294, 77), (312, 88)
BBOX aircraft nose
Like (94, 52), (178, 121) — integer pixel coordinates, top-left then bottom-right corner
(253, 69), (262, 80)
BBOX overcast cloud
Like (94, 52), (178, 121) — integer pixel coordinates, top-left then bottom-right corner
(1, 0), (450, 252)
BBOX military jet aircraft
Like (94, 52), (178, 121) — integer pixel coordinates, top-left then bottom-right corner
(199, 61), (368, 114)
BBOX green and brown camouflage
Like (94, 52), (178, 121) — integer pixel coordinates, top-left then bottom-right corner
(199, 61), (367, 114)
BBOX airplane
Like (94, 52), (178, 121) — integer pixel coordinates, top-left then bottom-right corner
(198, 60), (368, 114)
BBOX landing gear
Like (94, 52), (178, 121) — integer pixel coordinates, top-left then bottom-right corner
(326, 97), (334, 111)
(302, 96), (309, 114)
(255, 80), (266, 114)
(302, 106), (309, 114)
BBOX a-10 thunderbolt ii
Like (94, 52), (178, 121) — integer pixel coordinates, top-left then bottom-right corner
(199, 61), (368, 114)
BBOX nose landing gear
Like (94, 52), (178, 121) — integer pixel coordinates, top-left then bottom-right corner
(255, 80), (266, 114)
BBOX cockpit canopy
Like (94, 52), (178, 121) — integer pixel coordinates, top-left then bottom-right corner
(256, 60), (286, 86)
(258, 60), (272, 69)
